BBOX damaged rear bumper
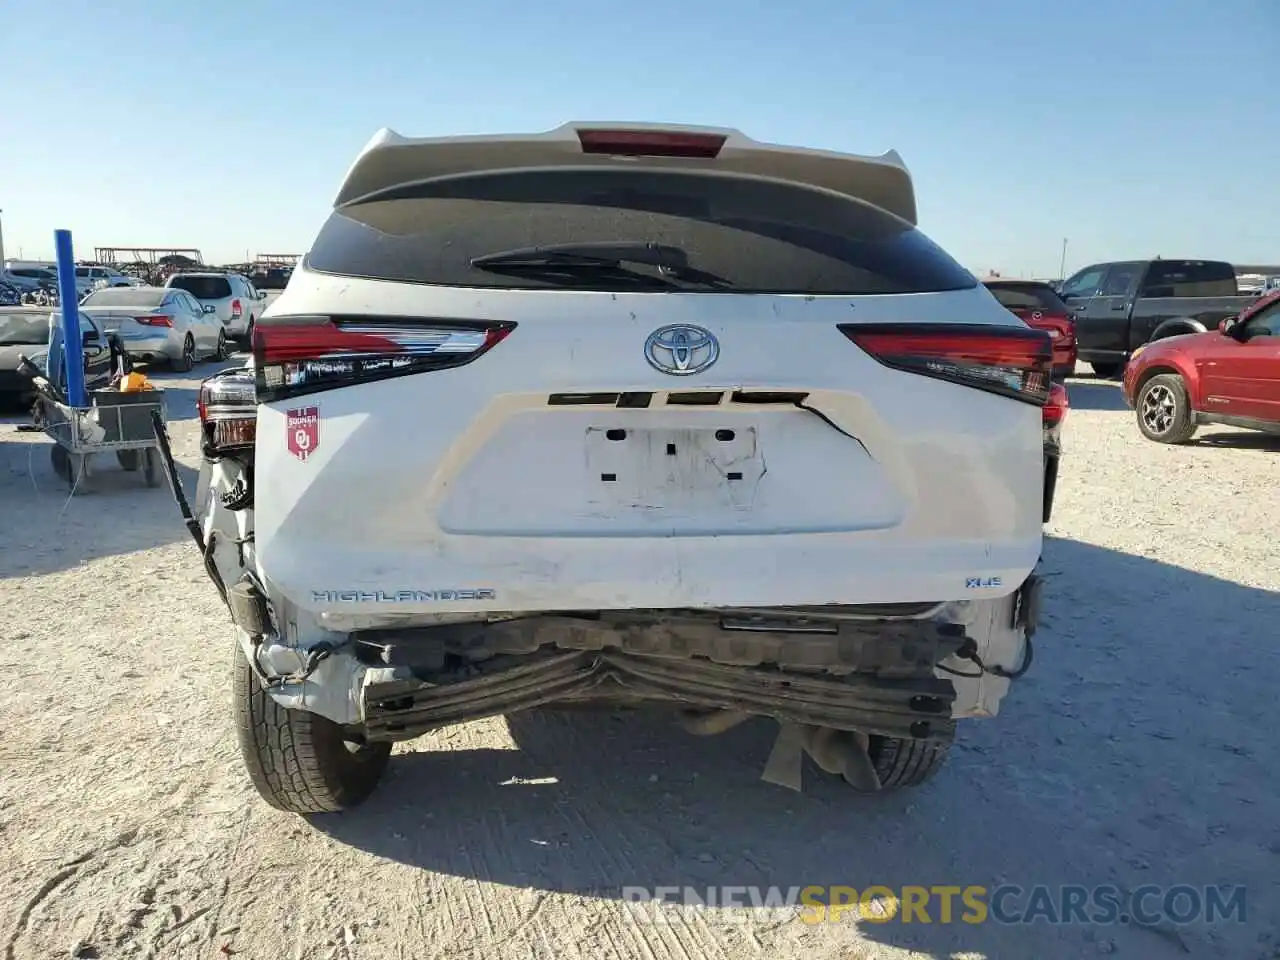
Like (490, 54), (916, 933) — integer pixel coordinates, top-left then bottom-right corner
(361, 648), (958, 744)
(346, 609), (974, 742)
(234, 588), (1036, 736)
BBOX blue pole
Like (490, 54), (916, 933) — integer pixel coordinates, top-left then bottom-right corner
(54, 229), (87, 407)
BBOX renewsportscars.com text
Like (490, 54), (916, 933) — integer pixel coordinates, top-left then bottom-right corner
(620, 884), (1246, 927)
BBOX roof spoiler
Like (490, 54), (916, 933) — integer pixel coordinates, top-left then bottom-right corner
(332, 121), (918, 224)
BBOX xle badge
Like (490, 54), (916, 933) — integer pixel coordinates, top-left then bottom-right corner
(286, 406), (320, 462)
(966, 576), (1003, 589)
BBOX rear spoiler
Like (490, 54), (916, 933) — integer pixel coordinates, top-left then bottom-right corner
(332, 121), (918, 225)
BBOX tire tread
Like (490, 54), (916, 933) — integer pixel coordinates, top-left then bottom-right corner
(1136, 373), (1197, 444)
(232, 647), (389, 814)
(869, 732), (953, 788)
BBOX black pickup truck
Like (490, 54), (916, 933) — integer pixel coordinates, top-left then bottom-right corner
(1058, 259), (1256, 377)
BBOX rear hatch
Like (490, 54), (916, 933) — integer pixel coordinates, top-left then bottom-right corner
(168, 275), (244, 326)
(254, 123), (1049, 623)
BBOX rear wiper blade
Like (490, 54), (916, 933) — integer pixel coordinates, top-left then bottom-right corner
(473, 242), (687, 269)
(470, 242), (732, 289)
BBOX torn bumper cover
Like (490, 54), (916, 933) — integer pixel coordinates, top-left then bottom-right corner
(241, 599), (1036, 734)
(361, 649), (957, 744)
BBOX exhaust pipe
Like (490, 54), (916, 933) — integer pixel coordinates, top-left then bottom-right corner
(680, 708), (751, 736)
(803, 726), (882, 792)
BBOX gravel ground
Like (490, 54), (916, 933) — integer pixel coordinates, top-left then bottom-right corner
(1, 372), (1277, 960)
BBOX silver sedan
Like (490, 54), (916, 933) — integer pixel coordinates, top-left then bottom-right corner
(77, 286), (230, 370)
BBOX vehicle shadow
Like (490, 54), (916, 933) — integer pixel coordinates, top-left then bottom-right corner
(1191, 430), (1280, 452)
(310, 535), (1278, 960)
(1064, 379), (1129, 412)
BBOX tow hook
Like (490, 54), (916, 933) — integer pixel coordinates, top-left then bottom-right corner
(1012, 574), (1044, 638)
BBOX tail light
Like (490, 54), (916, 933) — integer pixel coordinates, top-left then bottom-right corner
(1014, 310), (1074, 343)
(1041, 315), (1074, 343)
(838, 324), (1052, 405)
(1043, 382), (1069, 428)
(231, 298), (242, 319)
(134, 314), (173, 327)
(577, 128), (726, 158)
(198, 368), (257, 452)
(252, 317), (516, 403)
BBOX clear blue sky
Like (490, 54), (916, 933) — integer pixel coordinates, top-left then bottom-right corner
(4, 0), (1276, 277)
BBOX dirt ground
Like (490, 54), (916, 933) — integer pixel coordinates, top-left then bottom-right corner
(1, 370), (1277, 960)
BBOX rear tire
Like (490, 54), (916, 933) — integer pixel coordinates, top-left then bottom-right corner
(214, 329), (229, 361)
(1090, 361), (1123, 379)
(232, 644), (391, 813)
(174, 335), (195, 372)
(866, 732), (954, 789)
(117, 449), (141, 471)
(809, 725), (954, 791)
(1135, 373), (1197, 444)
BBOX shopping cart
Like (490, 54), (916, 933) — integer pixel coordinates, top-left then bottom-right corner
(39, 388), (168, 493)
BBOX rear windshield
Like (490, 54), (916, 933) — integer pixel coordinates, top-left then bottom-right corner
(1140, 261), (1238, 298)
(169, 275), (232, 300)
(985, 282), (1068, 313)
(306, 169), (977, 295)
(81, 288), (166, 308)
(0, 311), (50, 345)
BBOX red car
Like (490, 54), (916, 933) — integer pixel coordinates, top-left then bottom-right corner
(1123, 290), (1280, 443)
(983, 279), (1077, 379)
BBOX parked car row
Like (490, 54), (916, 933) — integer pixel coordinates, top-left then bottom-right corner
(1, 261), (142, 298)
(980, 259), (1277, 448)
(27, 269), (271, 373)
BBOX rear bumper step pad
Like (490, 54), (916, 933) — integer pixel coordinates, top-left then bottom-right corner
(362, 649), (957, 743)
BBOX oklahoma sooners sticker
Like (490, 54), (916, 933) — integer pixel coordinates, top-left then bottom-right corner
(286, 407), (320, 462)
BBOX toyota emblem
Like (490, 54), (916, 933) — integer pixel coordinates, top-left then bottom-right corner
(1031, 311), (1043, 320)
(644, 324), (719, 376)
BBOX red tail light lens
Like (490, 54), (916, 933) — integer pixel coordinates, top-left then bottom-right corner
(838, 324), (1052, 405)
(1043, 382), (1069, 428)
(577, 129), (726, 158)
(231, 298), (242, 318)
(252, 317), (516, 403)
(134, 314), (173, 327)
(1020, 312), (1074, 343)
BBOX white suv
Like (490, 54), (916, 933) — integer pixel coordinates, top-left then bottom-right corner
(165, 271), (265, 341)
(195, 123), (1054, 814)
